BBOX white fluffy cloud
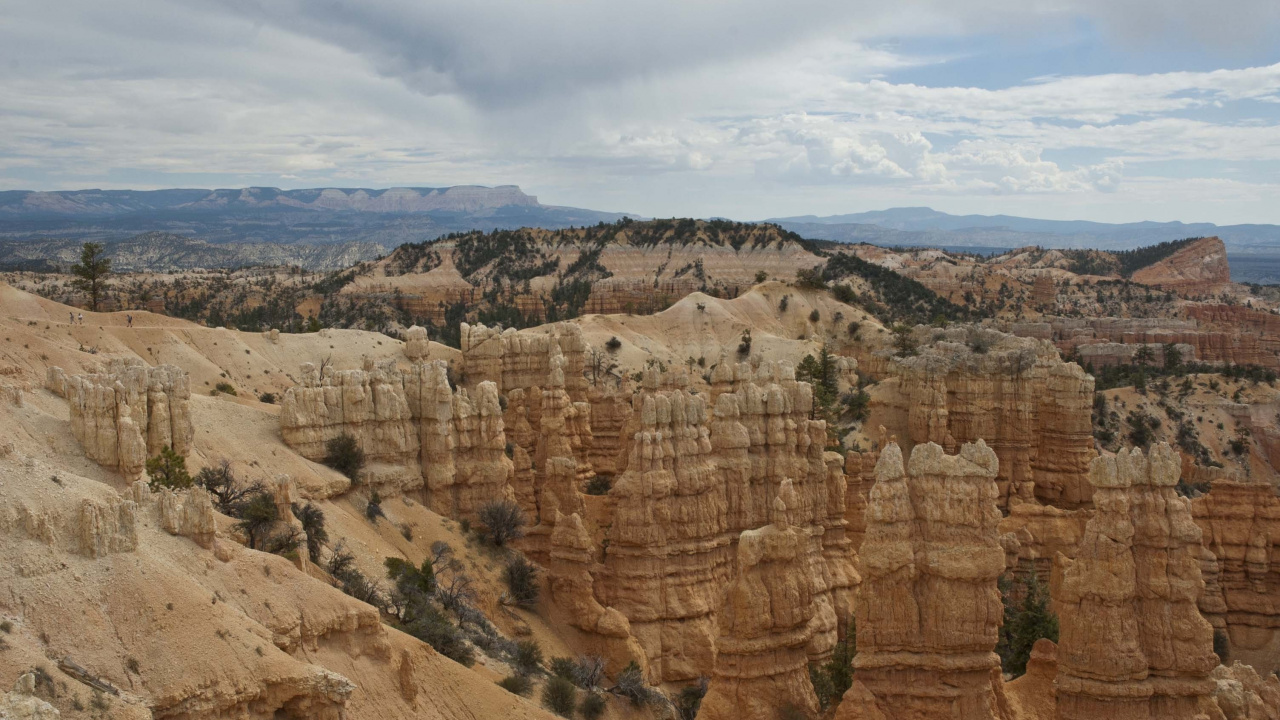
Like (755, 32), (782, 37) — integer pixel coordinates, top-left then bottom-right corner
(0, 0), (1278, 222)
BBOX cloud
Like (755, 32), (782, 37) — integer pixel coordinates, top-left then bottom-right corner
(0, 0), (1278, 223)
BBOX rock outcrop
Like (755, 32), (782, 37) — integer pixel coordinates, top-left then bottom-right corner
(546, 511), (647, 674)
(1131, 236), (1231, 297)
(853, 439), (1011, 720)
(280, 358), (418, 466)
(697, 494), (820, 720)
(1053, 443), (1219, 720)
(594, 361), (857, 682)
(50, 359), (193, 479)
(278, 358), (516, 518)
(1193, 479), (1280, 674)
(874, 331), (1096, 509)
(1212, 662), (1280, 720)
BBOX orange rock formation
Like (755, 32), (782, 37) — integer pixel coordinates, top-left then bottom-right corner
(1053, 443), (1219, 720)
(852, 439), (1012, 720)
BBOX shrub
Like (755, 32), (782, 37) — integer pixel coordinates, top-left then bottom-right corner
(195, 460), (263, 516)
(292, 502), (328, 563)
(583, 475), (612, 496)
(498, 675), (532, 696)
(847, 321), (860, 338)
(674, 677), (709, 720)
(236, 492), (279, 550)
(810, 624), (854, 710)
(579, 692), (607, 720)
(779, 296), (789, 312)
(612, 660), (654, 706)
(551, 656), (578, 683)
(213, 381), (237, 396)
(605, 336), (622, 351)
(478, 500), (526, 547)
(504, 554), (540, 608)
(366, 490), (385, 523)
(755, 270), (768, 283)
(809, 309), (820, 322)
(541, 676), (577, 718)
(147, 446), (192, 490)
(513, 639), (544, 676)
(327, 543), (385, 608)
(258, 392), (276, 404)
(323, 433), (365, 481)
(404, 601), (475, 666)
(737, 329), (752, 357)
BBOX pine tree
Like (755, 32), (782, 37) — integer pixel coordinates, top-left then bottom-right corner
(996, 571), (1059, 677)
(71, 242), (111, 311)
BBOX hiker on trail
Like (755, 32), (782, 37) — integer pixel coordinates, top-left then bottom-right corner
(127, 314), (133, 327)
(78, 313), (84, 324)
(69, 312), (74, 324)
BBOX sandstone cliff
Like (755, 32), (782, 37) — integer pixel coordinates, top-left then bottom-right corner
(1193, 479), (1280, 674)
(1131, 236), (1231, 297)
(871, 330), (1096, 509)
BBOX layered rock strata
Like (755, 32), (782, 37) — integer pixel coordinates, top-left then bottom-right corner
(853, 440), (1011, 720)
(546, 511), (647, 674)
(1130, 236), (1231, 297)
(877, 332), (1096, 509)
(596, 362), (857, 681)
(1053, 443), (1219, 720)
(281, 358), (418, 466)
(697, 494), (821, 720)
(279, 358), (514, 518)
(49, 359), (193, 479)
(1192, 479), (1280, 674)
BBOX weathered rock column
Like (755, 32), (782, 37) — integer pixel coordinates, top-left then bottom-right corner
(853, 439), (1010, 720)
(697, 494), (820, 720)
(1054, 443), (1219, 720)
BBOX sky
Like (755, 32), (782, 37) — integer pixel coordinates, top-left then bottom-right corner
(2, 0), (1280, 225)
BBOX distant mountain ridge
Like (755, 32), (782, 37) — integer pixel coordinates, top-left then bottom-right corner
(0, 185), (637, 263)
(769, 206), (1280, 254)
(0, 185), (542, 217)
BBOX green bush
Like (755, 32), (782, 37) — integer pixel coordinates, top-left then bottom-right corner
(504, 554), (540, 609)
(366, 490), (385, 523)
(513, 639), (544, 676)
(498, 675), (532, 696)
(147, 446), (192, 490)
(258, 392), (276, 404)
(674, 677), (709, 720)
(550, 656), (578, 683)
(541, 676), (577, 718)
(323, 433), (365, 481)
(213, 381), (237, 396)
(578, 692), (607, 720)
(292, 502), (328, 563)
(583, 475), (612, 496)
(478, 500), (526, 547)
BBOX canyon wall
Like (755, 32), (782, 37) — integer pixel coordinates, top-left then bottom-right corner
(48, 358), (194, 480)
(1053, 443), (1219, 720)
(1009, 312), (1280, 369)
(1193, 479), (1280, 674)
(591, 361), (857, 682)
